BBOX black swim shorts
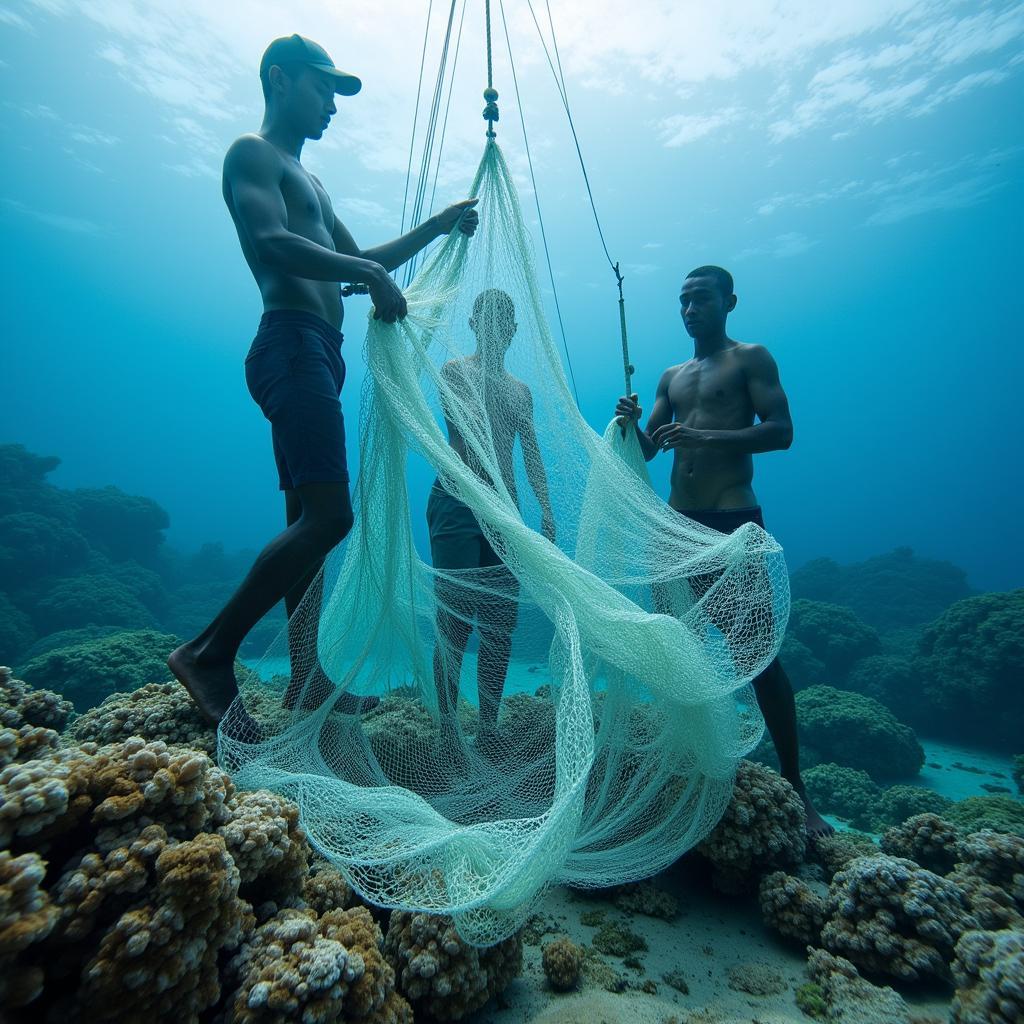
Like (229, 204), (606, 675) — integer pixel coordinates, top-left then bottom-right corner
(244, 310), (348, 491)
(681, 505), (766, 534)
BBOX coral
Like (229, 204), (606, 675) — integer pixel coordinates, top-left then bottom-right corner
(541, 935), (584, 991)
(812, 830), (878, 879)
(68, 485), (169, 567)
(805, 947), (915, 1024)
(947, 870), (1023, 932)
(695, 759), (806, 893)
(777, 634), (825, 690)
(912, 590), (1024, 749)
(950, 929), (1024, 1024)
(880, 814), (963, 875)
(0, 723), (61, 768)
(303, 857), (358, 915)
(0, 735), (324, 1021)
(0, 592), (36, 662)
(0, 850), (57, 1008)
(591, 919), (647, 957)
(20, 625), (124, 661)
(846, 654), (918, 722)
(947, 796), (1024, 838)
(803, 762), (881, 829)
(795, 686), (923, 781)
(0, 666), (73, 732)
(223, 906), (411, 1024)
(73, 830), (250, 1021)
(790, 548), (972, 632)
(872, 785), (954, 831)
(6, 737), (232, 854)
(758, 871), (828, 945)
(785, 598), (881, 684)
(611, 880), (679, 920)
(725, 962), (786, 995)
(362, 694), (443, 792)
(384, 910), (522, 1020)
(18, 629), (181, 710)
(30, 573), (158, 635)
(0, 512), (90, 588)
(218, 788), (310, 910)
(69, 681), (216, 754)
(821, 854), (977, 980)
(953, 830), (1024, 911)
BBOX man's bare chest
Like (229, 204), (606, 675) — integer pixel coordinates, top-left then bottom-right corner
(668, 361), (750, 419)
(280, 167), (334, 237)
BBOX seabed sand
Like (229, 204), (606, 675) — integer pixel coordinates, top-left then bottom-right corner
(476, 860), (953, 1024)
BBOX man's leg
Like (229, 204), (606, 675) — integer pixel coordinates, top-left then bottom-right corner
(427, 489), (482, 726)
(433, 592), (474, 718)
(752, 658), (834, 838)
(475, 564), (519, 739)
(281, 487), (328, 710)
(169, 481), (353, 724)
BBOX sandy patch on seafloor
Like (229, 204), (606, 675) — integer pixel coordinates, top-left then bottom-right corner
(474, 861), (953, 1024)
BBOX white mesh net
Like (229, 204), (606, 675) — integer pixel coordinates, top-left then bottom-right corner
(220, 140), (789, 945)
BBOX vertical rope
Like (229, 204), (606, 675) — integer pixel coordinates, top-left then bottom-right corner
(401, 0), (435, 237)
(498, 0), (580, 407)
(483, 0), (499, 138)
(485, 0), (494, 89)
(526, 0), (633, 406)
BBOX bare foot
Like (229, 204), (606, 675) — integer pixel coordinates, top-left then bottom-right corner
(801, 792), (835, 840)
(168, 643), (238, 725)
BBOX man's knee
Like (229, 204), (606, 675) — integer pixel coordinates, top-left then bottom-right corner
(304, 506), (353, 550)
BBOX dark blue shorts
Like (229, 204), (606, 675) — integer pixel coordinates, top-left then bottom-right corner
(244, 310), (348, 491)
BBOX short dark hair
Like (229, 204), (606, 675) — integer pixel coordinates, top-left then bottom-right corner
(472, 288), (515, 320)
(686, 265), (734, 299)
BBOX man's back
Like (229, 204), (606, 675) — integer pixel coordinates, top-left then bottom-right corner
(222, 133), (344, 327)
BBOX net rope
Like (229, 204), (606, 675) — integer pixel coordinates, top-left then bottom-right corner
(221, 140), (789, 946)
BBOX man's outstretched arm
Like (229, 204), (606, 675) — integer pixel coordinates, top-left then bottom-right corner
(360, 200), (479, 272)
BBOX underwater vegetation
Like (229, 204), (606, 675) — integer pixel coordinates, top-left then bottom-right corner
(790, 547), (974, 632)
(0, 444), (284, 697)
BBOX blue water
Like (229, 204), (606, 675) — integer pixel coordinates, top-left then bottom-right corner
(1, 5), (1022, 592)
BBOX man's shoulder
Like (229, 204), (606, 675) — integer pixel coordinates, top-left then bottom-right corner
(224, 133), (283, 172)
(732, 340), (777, 367)
(659, 361), (689, 383)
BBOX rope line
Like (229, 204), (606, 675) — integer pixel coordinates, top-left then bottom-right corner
(498, 0), (580, 408)
(404, 0), (460, 287)
(525, 0), (614, 272)
(526, 0), (633, 400)
(401, 0), (435, 237)
(429, 0), (469, 218)
(485, 0), (494, 90)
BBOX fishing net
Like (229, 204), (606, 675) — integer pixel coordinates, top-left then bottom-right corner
(220, 140), (789, 945)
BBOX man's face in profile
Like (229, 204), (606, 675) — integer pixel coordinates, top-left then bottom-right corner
(276, 64), (338, 140)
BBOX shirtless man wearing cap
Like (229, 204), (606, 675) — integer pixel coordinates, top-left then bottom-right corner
(169, 35), (479, 728)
